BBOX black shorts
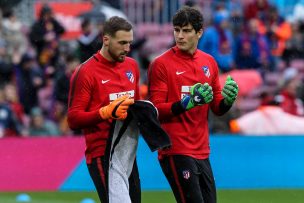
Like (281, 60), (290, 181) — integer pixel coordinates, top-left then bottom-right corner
(87, 156), (141, 203)
(159, 155), (216, 203)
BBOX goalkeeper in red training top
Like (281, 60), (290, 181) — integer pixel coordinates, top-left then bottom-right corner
(67, 17), (140, 203)
(148, 6), (238, 203)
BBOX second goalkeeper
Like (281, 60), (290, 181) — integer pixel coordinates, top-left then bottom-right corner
(148, 6), (238, 203)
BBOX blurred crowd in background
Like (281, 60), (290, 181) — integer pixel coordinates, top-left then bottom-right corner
(0, 0), (304, 137)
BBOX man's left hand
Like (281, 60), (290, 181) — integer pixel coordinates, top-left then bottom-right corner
(222, 75), (238, 106)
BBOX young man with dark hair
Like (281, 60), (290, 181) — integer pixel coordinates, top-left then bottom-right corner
(68, 16), (140, 203)
(148, 6), (239, 203)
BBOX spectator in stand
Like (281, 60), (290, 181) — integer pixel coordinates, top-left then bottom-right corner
(54, 54), (80, 112)
(14, 53), (44, 115)
(53, 54), (80, 135)
(282, 20), (304, 64)
(198, 10), (234, 73)
(243, 0), (270, 21)
(227, 0), (244, 37)
(259, 6), (292, 70)
(38, 71), (55, 117)
(77, 18), (103, 63)
(29, 4), (65, 67)
(0, 39), (13, 85)
(1, 10), (26, 64)
(234, 18), (271, 71)
(277, 67), (304, 116)
(4, 83), (27, 128)
(28, 107), (60, 136)
(0, 86), (22, 137)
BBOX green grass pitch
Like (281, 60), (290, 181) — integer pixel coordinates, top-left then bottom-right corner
(1, 190), (304, 203)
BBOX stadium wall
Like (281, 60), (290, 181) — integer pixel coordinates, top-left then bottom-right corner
(0, 136), (304, 191)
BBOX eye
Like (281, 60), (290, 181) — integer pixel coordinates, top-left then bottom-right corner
(119, 41), (127, 45)
(184, 29), (193, 33)
(119, 41), (133, 46)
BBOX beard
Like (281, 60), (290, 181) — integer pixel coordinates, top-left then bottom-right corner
(108, 46), (127, 62)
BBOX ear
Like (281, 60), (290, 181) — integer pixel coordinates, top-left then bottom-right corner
(103, 35), (110, 46)
(197, 28), (203, 39)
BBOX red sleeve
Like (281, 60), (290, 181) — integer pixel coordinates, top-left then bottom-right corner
(134, 60), (140, 101)
(148, 60), (175, 120)
(209, 57), (225, 116)
(67, 66), (102, 130)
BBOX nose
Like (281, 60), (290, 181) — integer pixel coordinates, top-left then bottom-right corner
(176, 31), (184, 39)
(124, 43), (131, 53)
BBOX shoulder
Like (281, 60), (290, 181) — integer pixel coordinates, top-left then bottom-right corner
(151, 48), (173, 65)
(196, 49), (216, 61)
(120, 57), (140, 78)
(71, 57), (96, 79)
(123, 57), (140, 74)
(196, 49), (219, 73)
(77, 57), (94, 73)
(124, 57), (138, 67)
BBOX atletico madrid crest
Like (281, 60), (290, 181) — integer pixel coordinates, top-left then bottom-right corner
(202, 66), (210, 78)
(126, 71), (134, 83)
(182, 170), (190, 179)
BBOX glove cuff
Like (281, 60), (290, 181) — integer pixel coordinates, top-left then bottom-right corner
(99, 106), (112, 120)
(171, 100), (186, 115)
(223, 97), (235, 106)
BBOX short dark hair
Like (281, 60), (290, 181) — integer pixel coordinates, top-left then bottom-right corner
(81, 18), (91, 30)
(103, 16), (132, 37)
(39, 4), (52, 18)
(172, 6), (204, 33)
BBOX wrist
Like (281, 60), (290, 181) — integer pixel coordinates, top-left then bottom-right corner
(219, 99), (232, 114)
(224, 97), (234, 106)
(180, 95), (195, 111)
(99, 106), (111, 120)
(171, 100), (186, 115)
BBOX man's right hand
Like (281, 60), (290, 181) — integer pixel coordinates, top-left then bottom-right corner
(180, 83), (213, 110)
(99, 95), (134, 120)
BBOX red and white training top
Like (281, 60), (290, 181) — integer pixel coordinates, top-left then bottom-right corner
(148, 46), (225, 160)
(68, 52), (140, 163)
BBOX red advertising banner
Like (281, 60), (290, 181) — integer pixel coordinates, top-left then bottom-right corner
(34, 2), (93, 40)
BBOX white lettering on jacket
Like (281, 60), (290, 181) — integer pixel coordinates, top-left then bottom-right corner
(181, 86), (191, 99)
(109, 90), (135, 101)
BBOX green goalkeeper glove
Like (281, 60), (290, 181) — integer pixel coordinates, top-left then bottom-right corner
(222, 75), (239, 106)
(181, 83), (213, 110)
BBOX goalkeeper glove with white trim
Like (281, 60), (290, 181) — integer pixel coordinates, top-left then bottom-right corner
(181, 83), (213, 110)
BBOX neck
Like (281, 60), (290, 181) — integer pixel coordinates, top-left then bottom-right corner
(180, 47), (196, 55)
(100, 48), (114, 62)
(188, 48), (196, 55)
